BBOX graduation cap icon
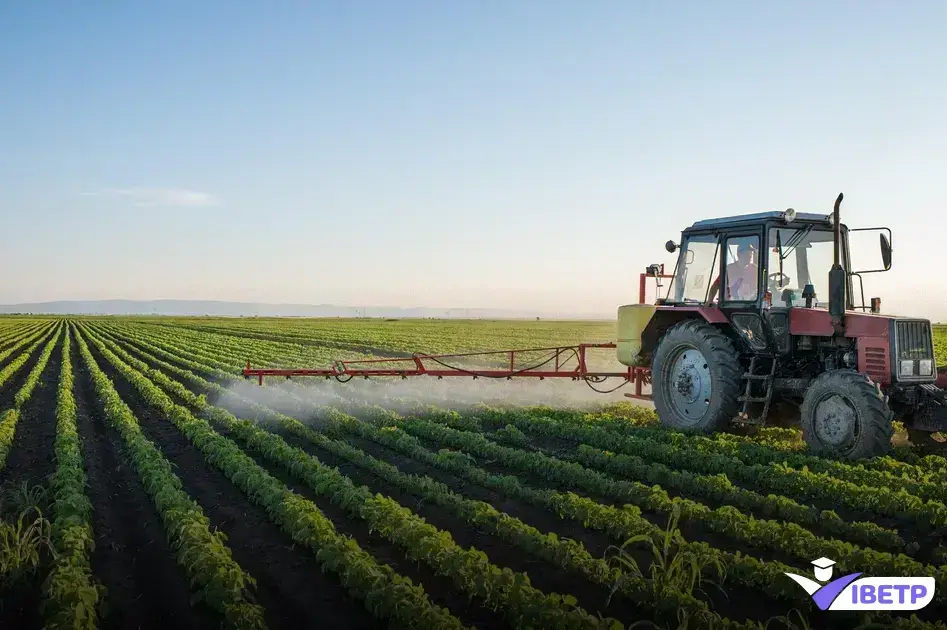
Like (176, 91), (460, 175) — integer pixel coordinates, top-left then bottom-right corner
(812, 557), (836, 582)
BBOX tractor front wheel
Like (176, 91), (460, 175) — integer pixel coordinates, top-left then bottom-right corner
(800, 370), (894, 460)
(651, 320), (742, 433)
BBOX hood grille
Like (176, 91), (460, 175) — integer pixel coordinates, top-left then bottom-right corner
(894, 320), (934, 380)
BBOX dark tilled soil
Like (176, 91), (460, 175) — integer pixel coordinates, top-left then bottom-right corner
(395, 423), (817, 618)
(1, 332), (64, 489)
(111, 333), (782, 625)
(83, 335), (386, 630)
(0, 326), (41, 356)
(0, 327), (48, 372)
(204, 413), (510, 630)
(0, 579), (44, 630)
(514, 428), (934, 549)
(271, 426), (648, 625)
(516, 431), (916, 544)
(73, 334), (220, 630)
(0, 333), (53, 413)
(99, 333), (502, 628)
(0, 331), (61, 630)
(339, 426), (798, 625)
(93, 329), (947, 626)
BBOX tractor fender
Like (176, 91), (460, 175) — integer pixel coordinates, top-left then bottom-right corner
(937, 367), (947, 389)
(634, 306), (728, 367)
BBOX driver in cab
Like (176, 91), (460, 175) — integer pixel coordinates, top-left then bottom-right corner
(707, 240), (758, 302)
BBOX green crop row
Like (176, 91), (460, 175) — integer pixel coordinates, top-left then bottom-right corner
(41, 326), (103, 630)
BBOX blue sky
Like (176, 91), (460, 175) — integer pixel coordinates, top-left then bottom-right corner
(1, 1), (945, 319)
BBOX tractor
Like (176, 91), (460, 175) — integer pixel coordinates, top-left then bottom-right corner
(619, 193), (946, 459)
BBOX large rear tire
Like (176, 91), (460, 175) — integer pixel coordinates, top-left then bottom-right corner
(799, 370), (894, 460)
(651, 320), (743, 433)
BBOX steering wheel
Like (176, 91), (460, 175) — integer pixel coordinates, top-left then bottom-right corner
(768, 272), (791, 288)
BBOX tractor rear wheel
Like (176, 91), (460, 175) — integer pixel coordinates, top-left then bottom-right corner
(799, 370), (894, 460)
(651, 320), (742, 433)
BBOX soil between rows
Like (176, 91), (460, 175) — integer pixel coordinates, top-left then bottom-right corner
(269, 424), (649, 624)
(494, 429), (929, 552)
(493, 423), (940, 552)
(1, 330), (64, 489)
(82, 331), (387, 630)
(322, 417), (799, 625)
(0, 341), (62, 630)
(387, 414), (947, 625)
(101, 330), (785, 625)
(0, 325), (45, 365)
(0, 329), (62, 630)
(72, 332), (217, 630)
(405, 425), (817, 569)
(92, 326), (947, 626)
(203, 415), (511, 630)
(90, 329), (531, 628)
(0, 329), (56, 414)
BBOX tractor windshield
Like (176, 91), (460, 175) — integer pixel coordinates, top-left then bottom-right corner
(768, 226), (837, 308)
(666, 233), (721, 303)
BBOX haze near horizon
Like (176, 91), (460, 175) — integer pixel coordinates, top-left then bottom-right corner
(2, 2), (945, 321)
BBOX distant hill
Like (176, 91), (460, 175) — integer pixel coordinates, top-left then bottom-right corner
(0, 299), (612, 320)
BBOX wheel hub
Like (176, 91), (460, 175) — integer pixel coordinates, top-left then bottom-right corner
(666, 347), (712, 425)
(813, 394), (857, 448)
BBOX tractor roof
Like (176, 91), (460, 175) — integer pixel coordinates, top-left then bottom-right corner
(686, 211), (835, 231)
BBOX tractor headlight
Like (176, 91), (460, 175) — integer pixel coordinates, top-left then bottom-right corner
(899, 360), (915, 377)
(919, 359), (933, 376)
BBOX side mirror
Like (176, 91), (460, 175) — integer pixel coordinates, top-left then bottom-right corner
(880, 233), (892, 270)
(665, 240), (678, 253)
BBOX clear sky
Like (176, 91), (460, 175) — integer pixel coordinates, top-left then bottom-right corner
(2, 1), (945, 320)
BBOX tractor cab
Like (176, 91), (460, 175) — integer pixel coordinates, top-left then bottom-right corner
(652, 207), (897, 362)
(661, 209), (890, 316)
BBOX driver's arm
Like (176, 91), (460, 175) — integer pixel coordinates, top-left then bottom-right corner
(706, 273), (722, 303)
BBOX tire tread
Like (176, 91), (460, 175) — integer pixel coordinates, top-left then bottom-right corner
(800, 369), (894, 459)
(651, 319), (743, 432)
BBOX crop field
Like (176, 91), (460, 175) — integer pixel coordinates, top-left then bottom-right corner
(0, 316), (945, 630)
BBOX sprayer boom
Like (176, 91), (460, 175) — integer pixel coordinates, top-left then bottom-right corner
(243, 343), (653, 396)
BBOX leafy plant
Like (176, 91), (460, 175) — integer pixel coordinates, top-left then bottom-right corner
(605, 503), (726, 628)
(0, 505), (54, 588)
(494, 423), (529, 448)
(0, 480), (50, 520)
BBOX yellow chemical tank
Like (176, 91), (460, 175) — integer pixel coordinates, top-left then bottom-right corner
(616, 304), (656, 367)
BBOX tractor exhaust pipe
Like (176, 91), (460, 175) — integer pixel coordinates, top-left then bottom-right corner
(829, 192), (846, 332)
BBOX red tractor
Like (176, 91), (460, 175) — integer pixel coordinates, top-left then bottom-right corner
(629, 193), (946, 459)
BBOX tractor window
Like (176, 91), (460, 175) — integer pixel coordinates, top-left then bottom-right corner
(723, 235), (760, 301)
(768, 226), (836, 308)
(666, 234), (720, 303)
